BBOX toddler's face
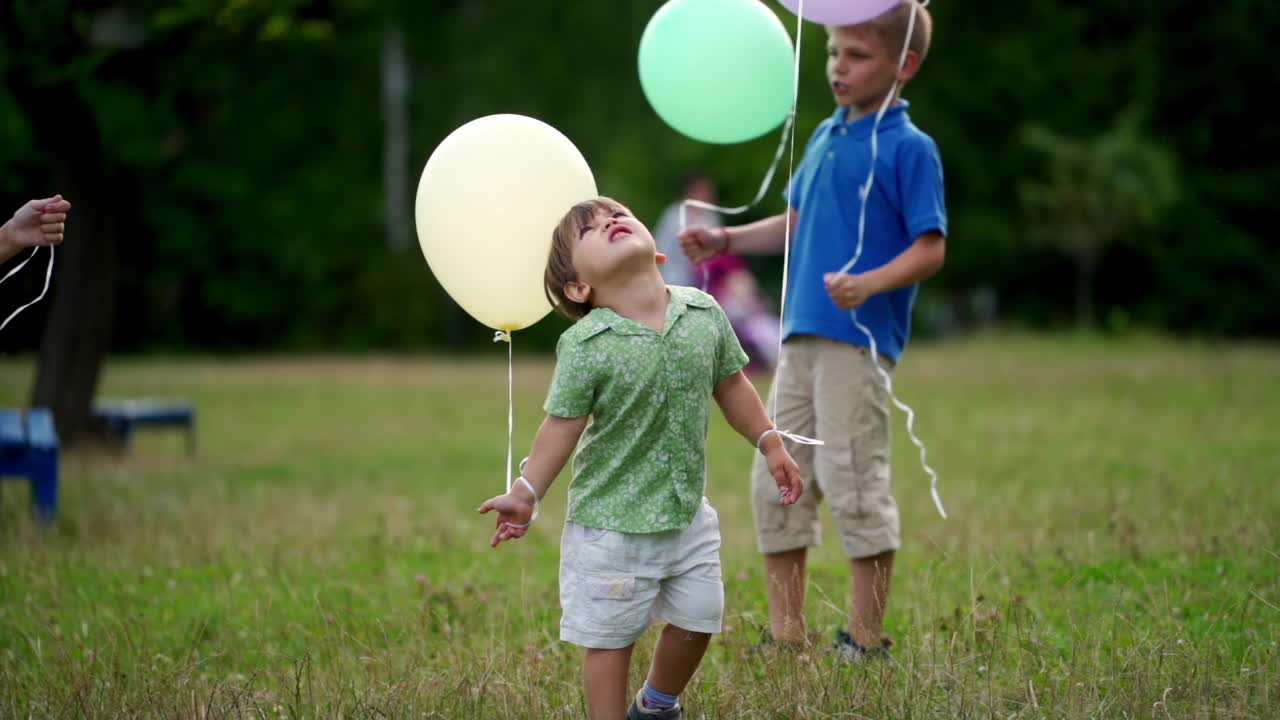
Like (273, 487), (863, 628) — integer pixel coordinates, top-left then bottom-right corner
(570, 205), (661, 287)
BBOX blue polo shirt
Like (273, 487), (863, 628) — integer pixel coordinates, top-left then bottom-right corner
(782, 101), (946, 363)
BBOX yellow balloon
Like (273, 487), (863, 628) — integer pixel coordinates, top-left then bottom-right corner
(415, 114), (598, 331)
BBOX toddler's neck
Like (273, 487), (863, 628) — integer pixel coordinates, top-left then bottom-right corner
(594, 268), (669, 331)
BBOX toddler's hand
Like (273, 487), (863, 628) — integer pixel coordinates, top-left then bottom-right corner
(478, 488), (536, 548)
(765, 444), (804, 506)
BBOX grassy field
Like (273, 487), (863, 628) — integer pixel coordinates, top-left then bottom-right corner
(1, 335), (1278, 718)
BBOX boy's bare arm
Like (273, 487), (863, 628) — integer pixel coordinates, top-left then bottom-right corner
(713, 370), (803, 505)
(679, 209), (799, 263)
(824, 231), (945, 310)
(478, 414), (588, 547)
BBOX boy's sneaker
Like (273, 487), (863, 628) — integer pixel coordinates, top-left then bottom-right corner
(627, 690), (682, 719)
(833, 629), (894, 663)
(749, 628), (826, 656)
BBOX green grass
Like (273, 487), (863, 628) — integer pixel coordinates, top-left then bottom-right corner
(2, 334), (1278, 718)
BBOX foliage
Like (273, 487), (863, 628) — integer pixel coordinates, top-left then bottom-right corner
(1019, 113), (1178, 325)
(2, 1), (1278, 352)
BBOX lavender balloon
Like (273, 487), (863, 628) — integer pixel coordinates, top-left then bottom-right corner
(778, 0), (901, 26)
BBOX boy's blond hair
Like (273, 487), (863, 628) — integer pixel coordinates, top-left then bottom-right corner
(834, 0), (934, 66)
(544, 197), (628, 320)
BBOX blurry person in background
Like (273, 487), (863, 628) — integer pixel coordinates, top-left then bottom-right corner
(653, 176), (779, 371)
(653, 174), (721, 289)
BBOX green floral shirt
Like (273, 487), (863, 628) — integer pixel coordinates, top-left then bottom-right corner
(544, 285), (749, 533)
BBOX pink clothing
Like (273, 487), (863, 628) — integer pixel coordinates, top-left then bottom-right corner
(699, 254), (749, 299)
(695, 254), (779, 371)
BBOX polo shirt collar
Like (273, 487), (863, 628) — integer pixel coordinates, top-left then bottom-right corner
(831, 99), (910, 139)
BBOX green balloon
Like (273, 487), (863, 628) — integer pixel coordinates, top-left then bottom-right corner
(639, 0), (795, 144)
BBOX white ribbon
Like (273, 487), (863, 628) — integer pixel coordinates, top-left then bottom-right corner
(491, 331), (541, 529)
(678, 111), (797, 235)
(772, 0), (806, 435)
(493, 330), (517, 494)
(676, 0), (822, 451)
(0, 246), (55, 333)
(679, 112), (796, 293)
(492, 330), (538, 530)
(502, 473), (541, 530)
(764, 0), (823, 450)
(835, 0), (947, 519)
(756, 427), (824, 452)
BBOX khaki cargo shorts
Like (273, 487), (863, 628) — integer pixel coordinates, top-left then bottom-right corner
(752, 336), (900, 559)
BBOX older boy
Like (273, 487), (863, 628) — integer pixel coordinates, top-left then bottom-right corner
(681, 0), (945, 659)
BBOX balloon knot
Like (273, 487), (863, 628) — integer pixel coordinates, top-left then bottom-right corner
(493, 331), (512, 343)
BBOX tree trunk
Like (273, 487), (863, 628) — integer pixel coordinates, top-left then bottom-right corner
(381, 20), (410, 252)
(1075, 252), (1096, 330)
(29, 94), (117, 447)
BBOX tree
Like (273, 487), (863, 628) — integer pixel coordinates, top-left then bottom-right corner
(1019, 114), (1178, 327)
(4, 3), (134, 444)
(3, 1), (342, 443)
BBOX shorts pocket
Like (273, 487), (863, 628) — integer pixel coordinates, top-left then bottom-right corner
(564, 573), (654, 640)
(585, 576), (636, 600)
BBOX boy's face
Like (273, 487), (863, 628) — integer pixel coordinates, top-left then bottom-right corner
(568, 204), (663, 291)
(826, 26), (901, 112)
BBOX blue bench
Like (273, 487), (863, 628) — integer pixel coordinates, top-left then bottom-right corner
(93, 400), (196, 455)
(0, 407), (59, 524)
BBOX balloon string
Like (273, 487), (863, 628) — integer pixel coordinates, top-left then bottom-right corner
(677, 0), (820, 449)
(770, 0), (805, 434)
(0, 247), (38, 287)
(679, 112), (797, 223)
(757, 0), (824, 449)
(679, 111), (796, 293)
(492, 331), (538, 516)
(0, 246), (55, 333)
(835, 0), (945, 519)
(494, 330), (515, 492)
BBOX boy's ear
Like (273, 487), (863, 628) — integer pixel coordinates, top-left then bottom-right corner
(897, 50), (922, 83)
(564, 280), (592, 305)
(656, 252), (668, 265)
